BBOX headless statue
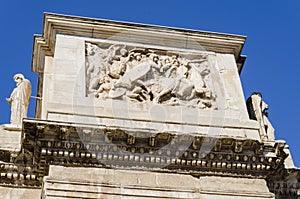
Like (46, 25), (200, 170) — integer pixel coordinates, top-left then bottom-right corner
(246, 92), (275, 141)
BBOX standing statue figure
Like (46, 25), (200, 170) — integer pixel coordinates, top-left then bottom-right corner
(4, 74), (32, 130)
(246, 92), (275, 141)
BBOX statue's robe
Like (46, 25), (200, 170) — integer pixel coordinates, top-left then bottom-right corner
(10, 79), (32, 128)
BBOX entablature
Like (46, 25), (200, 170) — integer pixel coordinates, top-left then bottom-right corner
(32, 13), (246, 74)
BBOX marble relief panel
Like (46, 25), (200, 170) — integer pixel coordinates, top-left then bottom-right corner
(85, 42), (219, 109)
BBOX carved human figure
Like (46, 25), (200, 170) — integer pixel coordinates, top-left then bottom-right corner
(154, 56), (200, 104)
(107, 47), (128, 79)
(152, 55), (181, 103)
(109, 52), (161, 102)
(126, 52), (143, 71)
(86, 43), (107, 92)
(86, 43), (122, 93)
(188, 60), (209, 94)
(187, 60), (215, 108)
(95, 75), (115, 99)
(246, 92), (275, 141)
(261, 100), (275, 141)
(5, 74), (32, 130)
(86, 44), (216, 109)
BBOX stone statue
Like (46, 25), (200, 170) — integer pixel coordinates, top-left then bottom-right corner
(246, 92), (275, 141)
(4, 74), (32, 130)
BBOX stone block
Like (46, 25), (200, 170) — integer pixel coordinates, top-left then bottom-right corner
(216, 53), (237, 71)
(42, 165), (274, 199)
(0, 125), (21, 152)
(0, 186), (41, 199)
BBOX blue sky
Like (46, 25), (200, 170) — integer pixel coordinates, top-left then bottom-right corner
(0, 1), (299, 167)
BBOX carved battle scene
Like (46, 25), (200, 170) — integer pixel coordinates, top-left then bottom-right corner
(85, 42), (217, 109)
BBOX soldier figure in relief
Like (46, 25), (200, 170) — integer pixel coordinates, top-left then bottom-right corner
(86, 43), (216, 109)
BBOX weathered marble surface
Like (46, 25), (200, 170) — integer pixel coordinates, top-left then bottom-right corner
(42, 165), (274, 199)
(0, 186), (40, 199)
(86, 42), (217, 109)
(0, 125), (22, 152)
(32, 13), (246, 74)
(35, 34), (255, 140)
(33, 13), (250, 132)
(0, 13), (298, 199)
(246, 92), (275, 141)
(47, 112), (261, 140)
(4, 74), (31, 130)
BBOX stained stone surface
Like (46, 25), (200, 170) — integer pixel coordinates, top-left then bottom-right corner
(39, 35), (249, 122)
(32, 13), (254, 142)
(35, 33), (259, 142)
(5, 74), (32, 129)
(1, 13), (296, 199)
(0, 125), (22, 152)
(42, 165), (274, 199)
(0, 187), (40, 199)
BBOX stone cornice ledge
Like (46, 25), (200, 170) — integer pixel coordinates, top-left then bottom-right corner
(32, 12), (247, 73)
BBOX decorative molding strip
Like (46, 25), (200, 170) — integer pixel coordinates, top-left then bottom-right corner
(0, 118), (291, 188)
(32, 13), (246, 73)
(25, 120), (288, 182)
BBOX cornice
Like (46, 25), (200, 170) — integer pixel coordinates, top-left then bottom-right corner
(0, 118), (289, 188)
(267, 168), (300, 198)
(32, 13), (246, 73)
